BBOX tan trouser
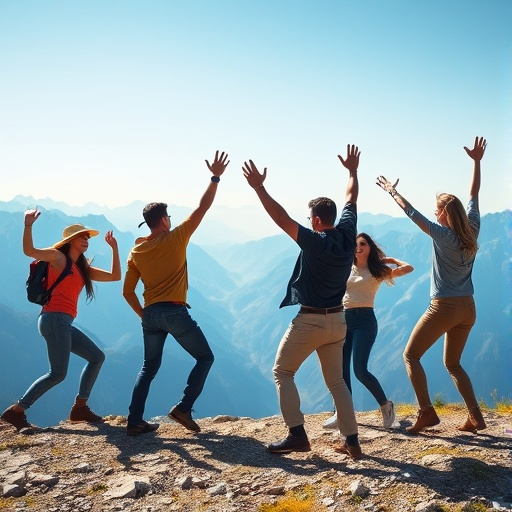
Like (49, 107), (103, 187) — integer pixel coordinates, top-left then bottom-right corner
(273, 311), (358, 437)
(403, 296), (478, 409)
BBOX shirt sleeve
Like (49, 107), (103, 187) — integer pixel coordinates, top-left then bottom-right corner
(122, 257), (141, 295)
(336, 202), (357, 238)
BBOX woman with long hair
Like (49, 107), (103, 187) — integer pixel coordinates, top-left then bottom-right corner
(323, 233), (413, 430)
(1, 209), (121, 434)
(376, 136), (487, 434)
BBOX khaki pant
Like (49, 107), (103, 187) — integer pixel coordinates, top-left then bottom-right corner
(404, 296), (478, 409)
(273, 311), (358, 437)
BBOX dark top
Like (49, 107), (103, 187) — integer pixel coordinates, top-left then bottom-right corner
(280, 202), (357, 308)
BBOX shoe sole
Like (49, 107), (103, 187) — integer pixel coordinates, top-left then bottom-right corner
(68, 419), (105, 424)
(268, 446), (311, 454)
(126, 426), (159, 436)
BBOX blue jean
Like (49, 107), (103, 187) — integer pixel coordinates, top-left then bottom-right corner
(343, 308), (387, 406)
(18, 313), (105, 410)
(127, 303), (214, 426)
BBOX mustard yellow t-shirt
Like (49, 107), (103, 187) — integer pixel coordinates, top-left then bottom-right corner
(123, 219), (194, 307)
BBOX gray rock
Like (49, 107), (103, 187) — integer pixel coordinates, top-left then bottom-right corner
(348, 480), (369, 498)
(2, 483), (26, 498)
(103, 476), (151, 499)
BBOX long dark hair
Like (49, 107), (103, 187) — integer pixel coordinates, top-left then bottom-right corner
(356, 233), (393, 284)
(58, 244), (95, 301)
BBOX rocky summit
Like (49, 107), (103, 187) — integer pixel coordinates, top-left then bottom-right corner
(0, 407), (511, 512)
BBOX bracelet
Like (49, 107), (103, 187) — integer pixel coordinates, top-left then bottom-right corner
(211, 176), (220, 183)
(389, 189), (397, 197)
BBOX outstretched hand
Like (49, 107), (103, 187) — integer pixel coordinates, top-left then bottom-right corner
(24, 208), (41, 227)
(376, 176), (399, 194)
(242, 160), (267, 189)
(104, 230), (118, 250)
(206, 150), (230, 177)
(338, 144), (361, 173)
(464, 136), (487, 162)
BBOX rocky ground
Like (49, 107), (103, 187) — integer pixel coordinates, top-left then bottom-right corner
(0, 405), (511, 512)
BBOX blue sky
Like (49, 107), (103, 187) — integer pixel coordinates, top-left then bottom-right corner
(1, 1), (510, 221)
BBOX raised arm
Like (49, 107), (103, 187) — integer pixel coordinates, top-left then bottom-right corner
(464, 136), (486, 199)
(187, 150), (230, 233)
(338, 144), (360, 204)
(88, 231), (121, 282)
(381, 256), (414, 278)
(376, 176), (430, 235)
(242, 160), (299, 241)
(23, 209), (66, 267)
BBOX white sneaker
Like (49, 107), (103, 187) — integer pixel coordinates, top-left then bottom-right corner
(380, 400), (400, 429)
(323, 412), (338, 430)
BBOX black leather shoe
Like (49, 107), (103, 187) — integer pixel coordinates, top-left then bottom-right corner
(267, 435), (311, 454)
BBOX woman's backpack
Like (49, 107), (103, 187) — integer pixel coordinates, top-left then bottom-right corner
(26, 256), (73, 305)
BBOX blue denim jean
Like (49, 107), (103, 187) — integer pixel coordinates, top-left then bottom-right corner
(342, 307), (387, 406)
(127, 303), (214, 426)
(18, 313), (105, 410)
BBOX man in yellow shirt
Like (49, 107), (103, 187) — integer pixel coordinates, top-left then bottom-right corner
(123, 151), (230, 436)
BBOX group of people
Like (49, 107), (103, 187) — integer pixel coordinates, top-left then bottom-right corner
(1, 137), (488, 461)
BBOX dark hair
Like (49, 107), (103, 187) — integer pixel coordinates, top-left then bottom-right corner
(356, 233), (393, 284)
(58, 245), (95, 301)
(141, 202), (168, 229)
(308, 197), (337, 226)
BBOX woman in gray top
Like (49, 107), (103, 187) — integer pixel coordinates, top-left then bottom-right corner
(376, 136), (487, 434)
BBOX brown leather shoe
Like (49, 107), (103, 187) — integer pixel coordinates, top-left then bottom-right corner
(126, 421), (159, 436)
(267, 435), (311, 454)
(457, 407), (487, 433)
(168, 406), (200, 432)
(1, 406), (38, 434)
(406, 406), (440, 434)
(69, 405), (104, 423)
(334, 441), (363, 460)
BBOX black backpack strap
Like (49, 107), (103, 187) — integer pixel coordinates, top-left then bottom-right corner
(45, 255), (73, 296)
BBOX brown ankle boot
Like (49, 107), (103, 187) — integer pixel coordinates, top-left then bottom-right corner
(457, 407), (487, 433)
(406, 405), (440, 434)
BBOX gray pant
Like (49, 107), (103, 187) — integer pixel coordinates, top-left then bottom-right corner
(273, 311), (358, 437)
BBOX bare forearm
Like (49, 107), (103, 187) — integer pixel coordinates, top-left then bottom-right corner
(255, 186), (289, 224)
(469, 160), (481, 198)
(110, 250), (121, 281)
(123, 291), (143, 318)
(198, 181), (218, 213)
(22, 225), (36, 257)
(345, 172), (359, 204)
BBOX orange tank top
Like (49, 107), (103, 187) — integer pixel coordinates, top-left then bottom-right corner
(41, 262), (85, 318)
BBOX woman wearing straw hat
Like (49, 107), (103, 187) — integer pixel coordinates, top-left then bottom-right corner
(1, 210), (121, 434)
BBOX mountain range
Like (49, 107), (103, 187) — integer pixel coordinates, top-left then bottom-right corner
(0, 199), (510, 427)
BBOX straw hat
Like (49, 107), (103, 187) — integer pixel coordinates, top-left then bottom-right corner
(53, 224), (100, 249)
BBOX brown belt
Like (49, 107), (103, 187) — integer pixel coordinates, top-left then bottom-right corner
(300, 305), (344, 315)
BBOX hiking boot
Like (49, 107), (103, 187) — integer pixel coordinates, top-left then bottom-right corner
(406, 406), (440, 434)
(126, 421), (159, 436)
(334, 441), (363, 461)
(323, 412), (338, 430)
(69, 404), (104, 423)
(380, 400), (400, 429)
(168, 406), (200, 432)
(1, 406), (37, 434)
(267, 435), (311, 454)
(457, 407), (487, 433)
